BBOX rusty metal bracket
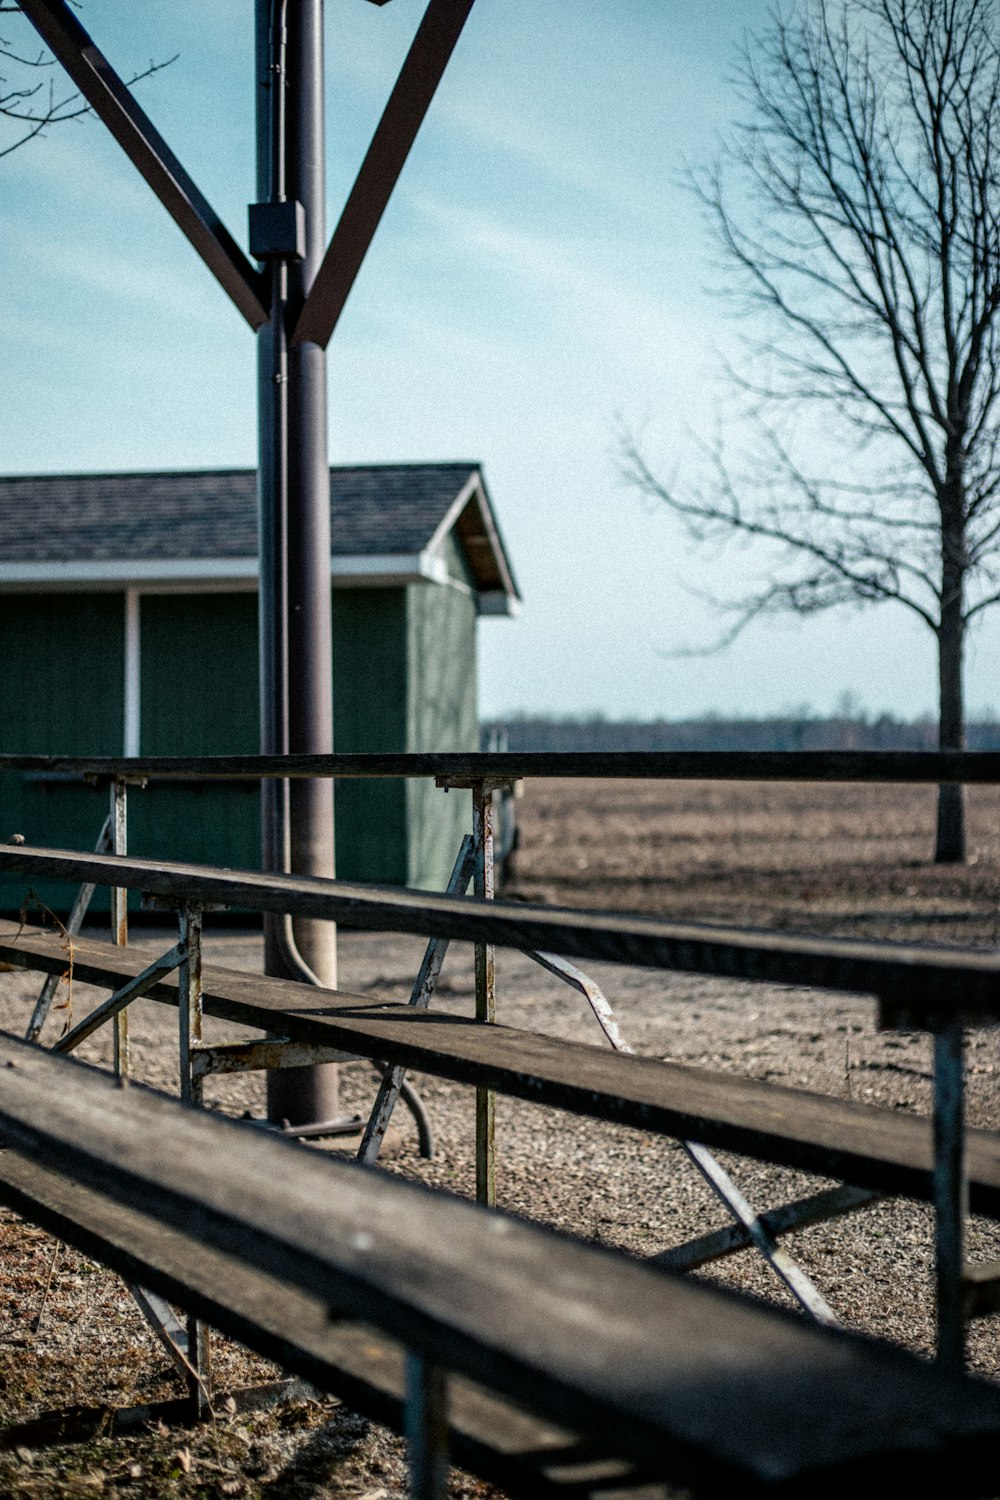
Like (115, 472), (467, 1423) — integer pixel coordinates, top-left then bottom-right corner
(26, 811), (114, 1044)
(434, 777), (519, 795)
(110, 778), (129, 1080)
(471, 788), (496, 1207)
(191, 1038), (359, 1079)
(52, 941), (187, 1056)
(140, 895), (228, 914)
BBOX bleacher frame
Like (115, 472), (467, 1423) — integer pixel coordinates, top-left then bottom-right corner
(1, 749), (999, 1494)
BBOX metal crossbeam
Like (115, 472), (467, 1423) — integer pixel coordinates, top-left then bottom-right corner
(652, 1184), (880, 1273)
(681, 1140), (839, 1325)
(129, 1284), (211, 1415)
(527, 950), (631, 1052)
(292, 0), (476, 347)
(192, 1038), (352, 1079)
(4, 748), (999, 783)
(19, 0), (268, 329)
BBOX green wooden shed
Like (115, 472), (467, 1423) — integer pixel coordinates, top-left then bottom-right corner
(0, 463), (519, 905)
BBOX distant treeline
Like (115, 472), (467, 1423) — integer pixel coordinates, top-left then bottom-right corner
(482, 714), (1000, 753)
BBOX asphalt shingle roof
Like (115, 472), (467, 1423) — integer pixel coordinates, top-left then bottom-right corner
(0, 463), (485, 563)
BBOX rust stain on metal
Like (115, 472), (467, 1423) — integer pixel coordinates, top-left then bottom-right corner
(473, 786), (496, 1207)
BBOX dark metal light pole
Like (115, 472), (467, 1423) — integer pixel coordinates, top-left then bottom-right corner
(20, 0), (478, 1130)
(255, 0), (339, 1128)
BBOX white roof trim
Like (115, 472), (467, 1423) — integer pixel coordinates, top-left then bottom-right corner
(425, 470), (483, 556)
(0, 558), (259, 585)
(425, 470), (520, 603)
(0, 551), (450, 591)
(0, 549), (516, 615)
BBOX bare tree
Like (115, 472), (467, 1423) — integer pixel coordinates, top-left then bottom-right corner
(623, 0), (1000, 862)
(1, 4), (173, 159)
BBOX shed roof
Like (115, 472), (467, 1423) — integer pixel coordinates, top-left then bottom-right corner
(0, 463), (519, 616)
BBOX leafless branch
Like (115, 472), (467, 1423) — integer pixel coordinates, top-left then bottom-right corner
(622, 0), (1000, 839)
(1, 8), (175, 160)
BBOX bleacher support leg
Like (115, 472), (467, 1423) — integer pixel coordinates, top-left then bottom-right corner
(178, 902), (211, 1409)
(178, 905), (204, 1107)
(186, 1314), (213, 1422)
(405, 1353), (448, 1500)
(934, 1018), (967, 1371)
(110, 778), (129, 1080)
(472, 783), (496, 1206)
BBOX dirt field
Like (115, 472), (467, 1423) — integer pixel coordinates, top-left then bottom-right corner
(507, 777), (1000, 942)
(0, 777), (998, 1497)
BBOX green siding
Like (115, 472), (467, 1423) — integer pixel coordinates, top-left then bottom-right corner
(0, 572), (480, 908)
(0, 594), (124, 912)
(131, 593), (260, 872)
(140, 594), (259, 756)
(130, 589), (416, 886)
(405, 580), (477, 889)
(0, 595), (124, 754)
(331, 589), (408, 884)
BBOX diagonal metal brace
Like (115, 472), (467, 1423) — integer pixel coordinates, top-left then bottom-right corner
(525, 947), (840, 1325)
(53, 941), (185, 1055)
(292, 0), (476, 348)
(527, 951), (631, 1052)
(651, 1183), (880, 1273)
(128, 1285), (213, 1413)
(18, 0), (268, 330)
(26, 811), (114, 1044)
(358, 835), (475, 1164)
(680, 1140), (840, 1325)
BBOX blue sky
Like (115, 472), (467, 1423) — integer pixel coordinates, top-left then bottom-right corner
(4, 0), (998, 723)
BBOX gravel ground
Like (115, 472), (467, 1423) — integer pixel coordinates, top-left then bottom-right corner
(0, 777), (998, 1495)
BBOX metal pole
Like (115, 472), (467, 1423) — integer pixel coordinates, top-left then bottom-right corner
(472, 782), (496, 1205)
(256, 0), (339, 1127)
(110, 778), (129, 1080)
(178, 905), (204, 1108)
(934, 1019), (967, 1370)
(177, 901), (211, 1415)
(405, 1352), (449, 1500)
(256, 0), (289, 913)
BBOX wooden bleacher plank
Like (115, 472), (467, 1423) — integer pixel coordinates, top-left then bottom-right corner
(2, 844), (1000, 1017)
(0, 1037), (999, 1496)
(4, 925), (1000, 1215)
(0, 1151), (652, 1498)
(3, 748), (1000, 783)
